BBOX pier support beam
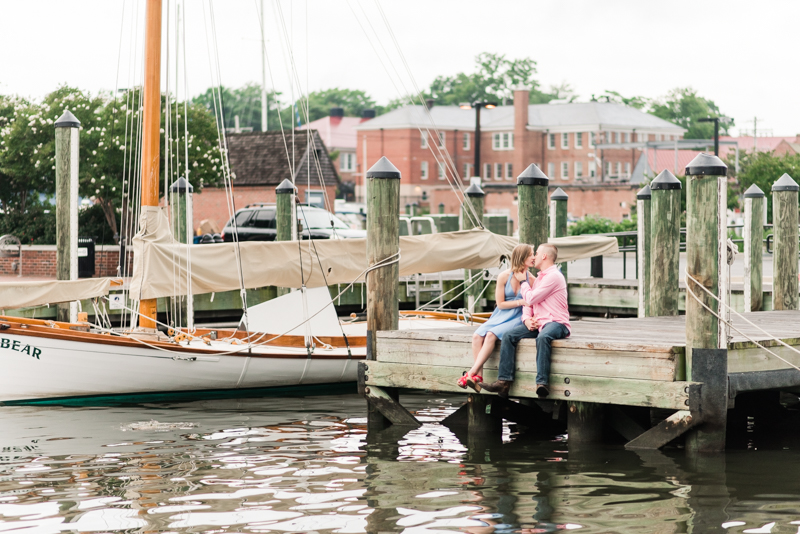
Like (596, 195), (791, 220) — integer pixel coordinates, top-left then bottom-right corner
(462, 183), (485, 314)
(55, 111), (81, 324)
(364, 157), (411, 430)
(649, 170), (682, 317)
(772, 173), (799, 311)
(684, 153), (729, 453)
(275, 179), (295, 297)
(567, 401), (604, 445)
(550, 187), (568, 281)
(517, 164), (549, 263)
(743, 185), (765, 312)
(636, 185), (652, 317)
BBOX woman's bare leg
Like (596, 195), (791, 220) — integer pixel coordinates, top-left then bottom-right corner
(469, 332), (497, 377)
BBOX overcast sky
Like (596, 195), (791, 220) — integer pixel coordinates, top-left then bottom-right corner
(1, 0), (796, 136)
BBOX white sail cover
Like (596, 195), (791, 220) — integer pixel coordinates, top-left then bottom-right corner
(0, 278), (112, 309)
(130, 206), (618, 300)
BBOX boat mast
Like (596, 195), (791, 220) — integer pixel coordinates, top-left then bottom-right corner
(139, 0), (163, 330)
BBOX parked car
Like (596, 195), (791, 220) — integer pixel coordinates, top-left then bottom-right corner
(222, 204), (366, 242)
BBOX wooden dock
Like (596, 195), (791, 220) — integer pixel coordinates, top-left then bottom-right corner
(360, 310), (800, 449)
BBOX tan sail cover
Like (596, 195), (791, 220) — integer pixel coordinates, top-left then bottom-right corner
(130, 206), (618, 299)
(0, 278), (112, 309)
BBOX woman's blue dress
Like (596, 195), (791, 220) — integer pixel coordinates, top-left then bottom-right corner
(474, 271), (528, 340)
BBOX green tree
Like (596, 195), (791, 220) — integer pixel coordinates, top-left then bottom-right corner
(291, 88), (382, 124)
(599, 90), (649, 109)
(193, 83), (283, 131)
(732, 151), (800, 223)
(650, 87), (733, 139)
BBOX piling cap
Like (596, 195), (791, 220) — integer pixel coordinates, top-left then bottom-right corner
(516, 163), (549, 186)
(650, 170), (682, 190)
(772, 173), (799, 192)
(464, 182), (485, 197)
(550, 187), (568, 201)
(169, 176), (193, 193)
(685, 152), (727, 176)
(276, 178), (295, 194)
(54, 110), (80, 129)
(743, 184), (765, 198)
(366, 156), (401, 179)
(637, 184), (652, 200)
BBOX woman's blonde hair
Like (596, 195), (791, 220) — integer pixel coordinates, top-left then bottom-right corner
(510, 244), (533, 272)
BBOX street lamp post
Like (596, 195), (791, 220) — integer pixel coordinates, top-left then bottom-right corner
(460, 101), (497, 179)
(698, 117), (732, 156)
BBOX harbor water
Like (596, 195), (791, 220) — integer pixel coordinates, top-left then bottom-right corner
(1, 391), (800, 533)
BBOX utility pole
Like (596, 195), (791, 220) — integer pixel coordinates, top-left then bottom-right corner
(260, 0), (268, 132)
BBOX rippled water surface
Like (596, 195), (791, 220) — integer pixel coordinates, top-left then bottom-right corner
(1, 392), (800, 533)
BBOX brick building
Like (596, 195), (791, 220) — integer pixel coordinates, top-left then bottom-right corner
(192, 130), (340, 232)
(354, 89), (684, 222)
(300, 108), (374, 190)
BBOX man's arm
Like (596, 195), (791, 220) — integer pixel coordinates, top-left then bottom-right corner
(519, 274), (558, 306)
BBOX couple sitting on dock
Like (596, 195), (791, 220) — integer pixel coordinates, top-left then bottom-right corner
(457, 243), (570, 399)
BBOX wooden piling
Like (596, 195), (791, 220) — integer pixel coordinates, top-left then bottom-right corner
(636, 185), (651, 318)
(567, 401), (604, 445)
(550, 187), (568, 280)
(743, 184), (765, 312)
(772, 174), (799, 311)
(684, 153), (728, 453)
(365, 157), (403, 429)
(54, 111), (80, 323)
(169, 177), (194, 328)
(517, 164), (549, 255)
(649, 170), (682, 317)
(275, 179), (295, 297)
(462, 182), (485, 313)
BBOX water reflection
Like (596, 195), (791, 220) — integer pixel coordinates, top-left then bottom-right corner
(0, 393), (799, 533)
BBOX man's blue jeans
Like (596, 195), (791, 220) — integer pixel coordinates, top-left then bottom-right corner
(498, 321), (569, 385)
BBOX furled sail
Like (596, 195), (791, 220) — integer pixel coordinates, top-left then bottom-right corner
(130, 206), (618, 300)
(0, 278), (113, 309)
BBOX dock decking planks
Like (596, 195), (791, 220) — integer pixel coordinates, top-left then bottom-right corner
(369, 310), (800, 408)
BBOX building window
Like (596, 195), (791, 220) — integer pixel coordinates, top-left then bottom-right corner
(615, 162), (621, 176)
(339, 152), (355, 172)
(483, 163), (491, 180)
(613, 132), (619, 143)
(590, 132), (596, 147)
(637, 132), (647, 142)
(494, 163), (502, 180)
(575, 161), (583, 178)
(625, 162), (631, 178)
(561, 132), (569, 149)
(605, 161), (612, 177)
(463, 163), (472, 179)
(561, 162), (569, 180)
(656, 133), (662, 141)
(421, 161), (428, 180)
(438, 132), (445, 148)
(506, 163), (513, 180)
(575, 132), (583, 149)
(421, 131), (428, 149)
(589, 160), (596, 178)
(623, 132), (630, 143)
(493, 132), (514, 150)
(548, 133), (556, 149)
(547, 162), (555, 178)
(463, 132), (470, 151)
(438, 162), (446, 180)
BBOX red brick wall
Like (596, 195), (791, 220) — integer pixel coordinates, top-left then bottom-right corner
(193, 184), (338, 233)
(0, 247), (125, 278)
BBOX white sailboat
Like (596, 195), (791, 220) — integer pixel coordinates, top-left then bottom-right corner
(0, 0), (618, 404)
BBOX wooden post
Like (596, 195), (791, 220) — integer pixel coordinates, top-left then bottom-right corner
(462, 182), (485, 313)
(275, 179), (295, 297)
(138, 0), (163, 330)
(649, 170), (682, 317)
(549, 187), (568, 281)
(567, 401), (604, 445)
(772, 173), (799, 311)
(636, 185), (651, 317)
(366, 157), (401, 429)
(169, 177), (194, 328)
(54, 110), (80, 323)
(684, 153), (728, 453)
(743, 184), (765, 312)
(517, 163), (549, 257)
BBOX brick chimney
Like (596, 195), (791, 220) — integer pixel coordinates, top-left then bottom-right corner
(513, 88), (530, 182)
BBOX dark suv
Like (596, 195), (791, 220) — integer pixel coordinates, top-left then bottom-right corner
(222, 204), (367, 242)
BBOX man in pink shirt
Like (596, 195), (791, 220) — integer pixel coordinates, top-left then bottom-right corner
(479, 243), (570, 399)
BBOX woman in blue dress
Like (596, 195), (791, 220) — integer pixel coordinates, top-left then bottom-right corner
(457, 243), (534, 389)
